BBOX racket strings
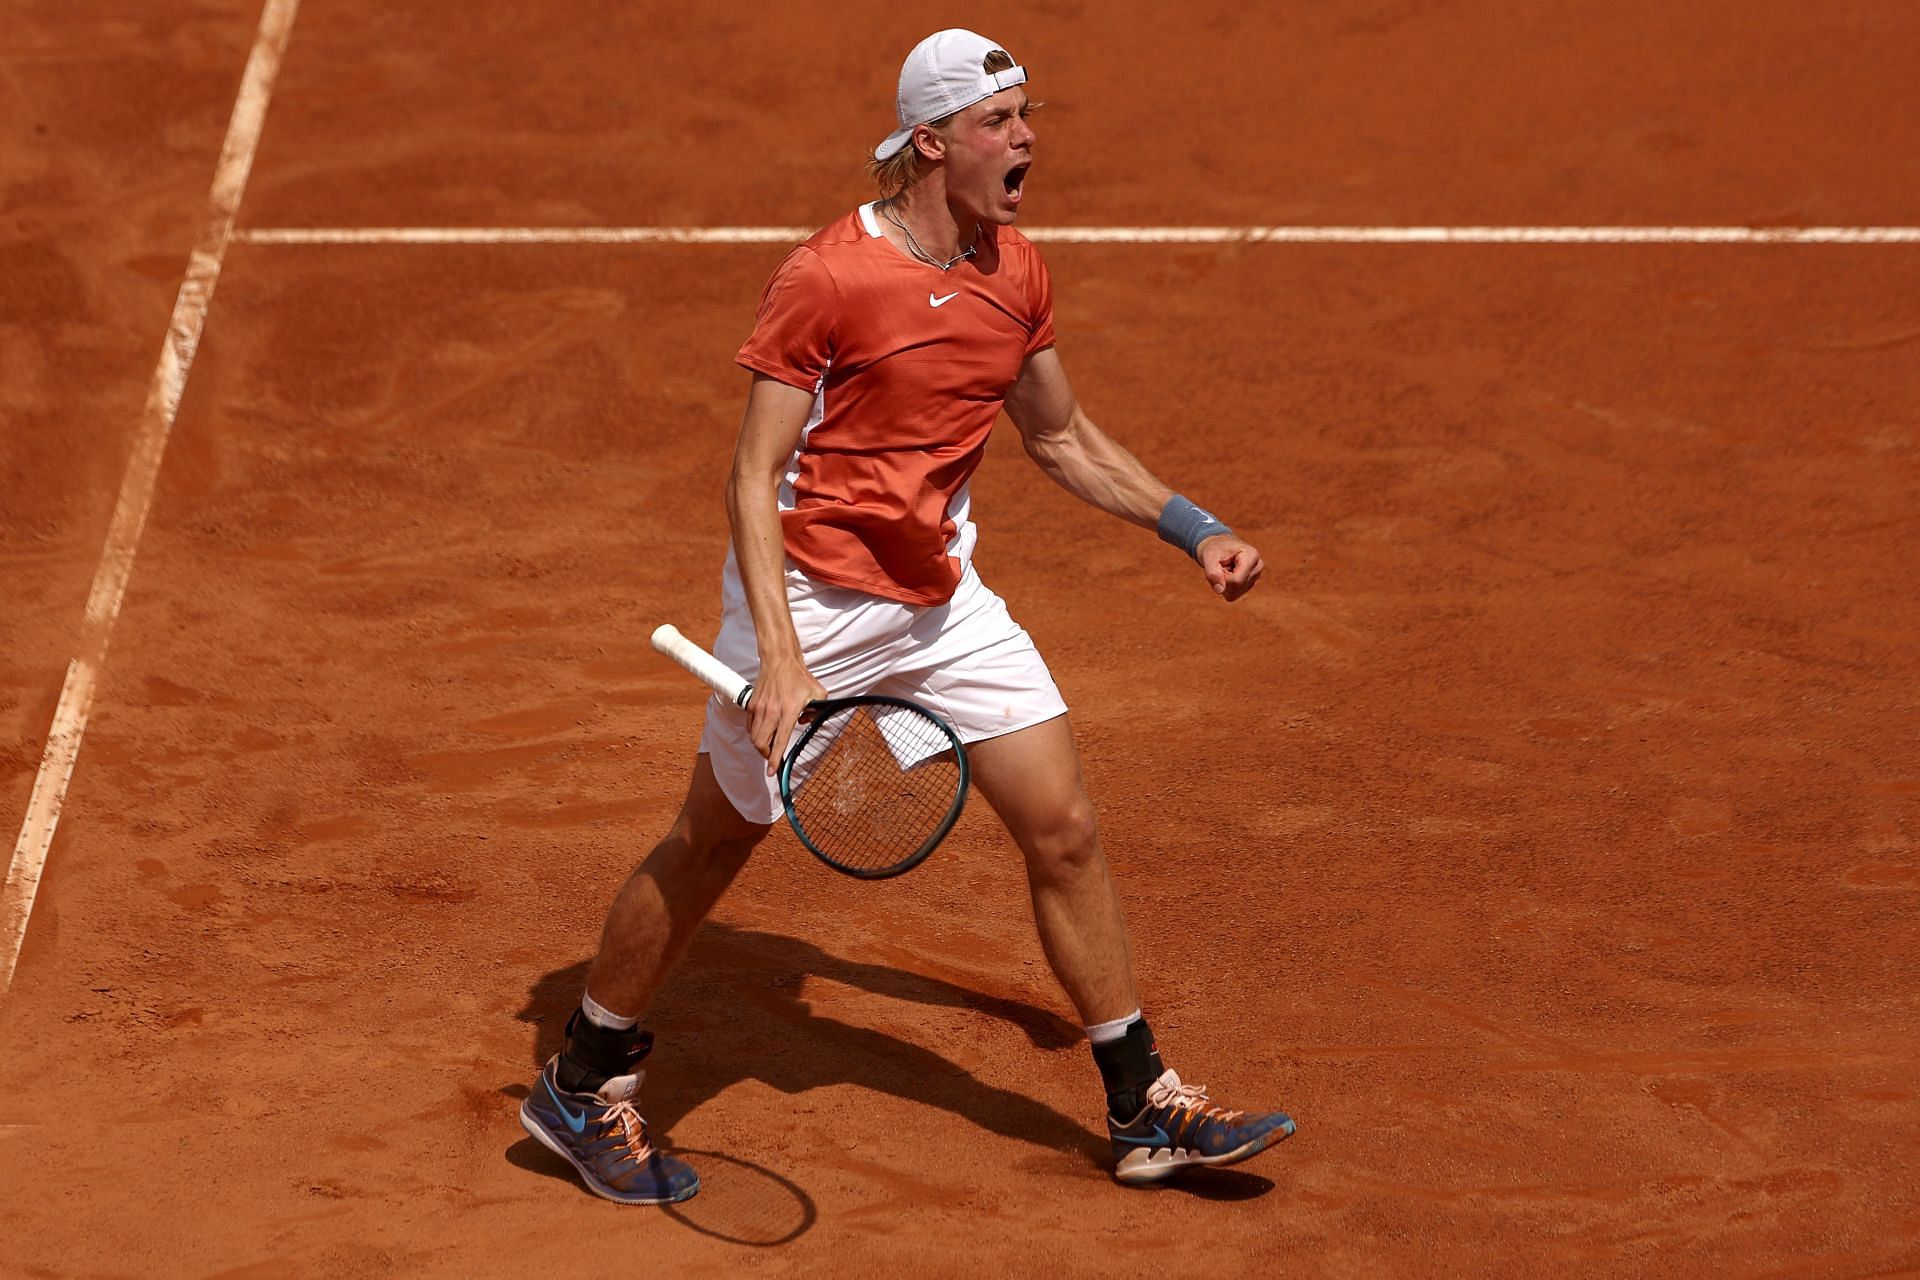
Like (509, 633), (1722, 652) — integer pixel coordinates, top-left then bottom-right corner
(786, 703), (962, 874)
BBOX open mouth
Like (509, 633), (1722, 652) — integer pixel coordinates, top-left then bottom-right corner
(1003, 163), (1030, 200)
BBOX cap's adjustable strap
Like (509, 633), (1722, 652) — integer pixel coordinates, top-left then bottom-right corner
(980, 65), (1028, 94)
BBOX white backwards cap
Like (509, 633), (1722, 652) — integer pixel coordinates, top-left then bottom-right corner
(873, 29), (1028, 162)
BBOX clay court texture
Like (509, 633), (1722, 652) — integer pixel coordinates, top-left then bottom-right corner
(4, 1), (1919, 1275)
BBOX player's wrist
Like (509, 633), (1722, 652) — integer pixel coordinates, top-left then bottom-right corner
(1157, 494), (1233, 561)
(754, 629), (806, 664)
(1195, 530), (1234, 555)
(758, 654), (809, 683)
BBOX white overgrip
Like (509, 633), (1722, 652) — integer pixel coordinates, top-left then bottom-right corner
(650, 624), (753, 708)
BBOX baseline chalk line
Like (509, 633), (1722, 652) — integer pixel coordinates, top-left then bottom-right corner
(231, 225), (1920, 246)
(1, 0), (301, 997)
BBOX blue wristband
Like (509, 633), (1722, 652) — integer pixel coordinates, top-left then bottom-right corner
(1157, 495), (1232, 560)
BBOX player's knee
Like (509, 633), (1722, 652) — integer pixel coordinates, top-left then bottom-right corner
(1022, 800), (1101, 879)
(671, 803), (769, 874)
(705, 833), (764, 885)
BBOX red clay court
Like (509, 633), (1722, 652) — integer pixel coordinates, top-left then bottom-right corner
(3, 2), (1918, 1275)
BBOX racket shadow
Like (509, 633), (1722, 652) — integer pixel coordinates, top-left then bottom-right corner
(661, 1149), (816, 1246)
(513, 922), (1108, 1220)
(505, 1136), (817, 1245)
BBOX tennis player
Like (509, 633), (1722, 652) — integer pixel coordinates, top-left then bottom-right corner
(519, 29), (1295, 1204)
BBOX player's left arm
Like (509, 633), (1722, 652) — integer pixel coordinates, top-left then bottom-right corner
(1003, 346), (1263, 601)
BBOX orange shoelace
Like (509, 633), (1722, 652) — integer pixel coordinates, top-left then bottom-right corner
(1148, 1076), (1245, 1143)
(600, 1099), (655, 1163)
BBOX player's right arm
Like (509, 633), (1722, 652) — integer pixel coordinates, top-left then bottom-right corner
(726, 373), (828, 773)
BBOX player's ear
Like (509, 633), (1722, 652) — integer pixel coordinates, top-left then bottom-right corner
(911, 122), (947, 163)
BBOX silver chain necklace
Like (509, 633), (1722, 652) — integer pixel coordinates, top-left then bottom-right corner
(879, 199), (977, 271)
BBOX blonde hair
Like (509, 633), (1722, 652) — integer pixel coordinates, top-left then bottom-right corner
(868, 49), (1017, 198)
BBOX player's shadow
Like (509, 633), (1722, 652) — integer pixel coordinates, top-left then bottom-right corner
(505, 922), (1109, 1193)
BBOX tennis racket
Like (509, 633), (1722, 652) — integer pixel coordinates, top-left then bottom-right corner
(650, 624), (968, 879)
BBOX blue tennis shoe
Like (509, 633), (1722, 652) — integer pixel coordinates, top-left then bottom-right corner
(520, 1054), (699, 1205)
(1109, 1068), (1295, 1184)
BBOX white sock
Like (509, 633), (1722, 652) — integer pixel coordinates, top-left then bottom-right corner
(1085, 1009), (1143, 1045)
(581, 991), (639, 1032)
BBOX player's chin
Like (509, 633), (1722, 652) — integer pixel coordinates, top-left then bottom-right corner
(981, 194), (1024, 225)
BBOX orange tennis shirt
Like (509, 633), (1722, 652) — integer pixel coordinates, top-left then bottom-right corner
(735, 202), (1057, 606)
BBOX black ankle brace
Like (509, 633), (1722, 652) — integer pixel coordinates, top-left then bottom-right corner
(557, 1008), (654, 1092)
(1090, 1016), (1164, 1120)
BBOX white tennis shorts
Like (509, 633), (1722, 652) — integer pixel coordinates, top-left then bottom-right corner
(699, 550), (1068, 824)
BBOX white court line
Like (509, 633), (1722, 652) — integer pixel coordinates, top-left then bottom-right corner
(0, 0), (300, 997)
(231, 225), (1920, 246)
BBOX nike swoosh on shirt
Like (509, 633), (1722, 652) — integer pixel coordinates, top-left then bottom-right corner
(929, 291), (960, 307)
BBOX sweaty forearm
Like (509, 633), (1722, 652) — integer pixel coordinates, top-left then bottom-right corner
(725, 469), (802, 665)
(1024, 410), (1172, 531)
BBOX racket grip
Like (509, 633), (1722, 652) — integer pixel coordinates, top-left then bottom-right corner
(650, 624), (753, 708)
